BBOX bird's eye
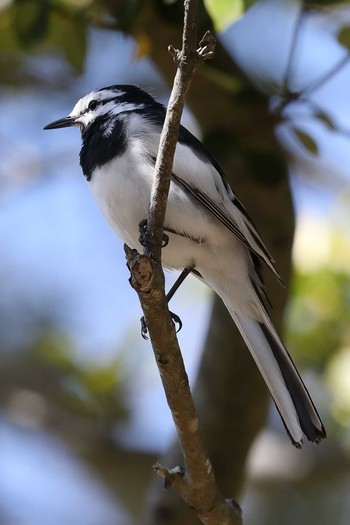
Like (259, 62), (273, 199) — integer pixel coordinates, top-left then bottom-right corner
(88, 100), (99, 111)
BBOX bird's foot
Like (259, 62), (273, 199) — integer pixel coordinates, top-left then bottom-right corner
(138, 219), (169, 249)
(138, 219), (149, 248)
(140, 311), (183, 340)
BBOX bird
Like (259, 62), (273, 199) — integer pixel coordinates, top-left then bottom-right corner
(44, 84), (326, 447)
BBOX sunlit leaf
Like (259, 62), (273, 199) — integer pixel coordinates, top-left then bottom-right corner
(81, 365), (119, 397)
(292, 127), (318, 155)
(287, 268), (350, 367)
(204, 0), (243, 32)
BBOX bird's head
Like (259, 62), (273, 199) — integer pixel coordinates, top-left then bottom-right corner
(44, 85), (157, 133)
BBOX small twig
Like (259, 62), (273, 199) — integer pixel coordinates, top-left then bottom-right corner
(301, 50), (350, 98)
(275, 6), (350, 116)
(281, 3), (304, 96)
(125, 1), (241, 523)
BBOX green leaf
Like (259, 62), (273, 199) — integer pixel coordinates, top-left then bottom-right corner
(337, 26), (350, 50)
(62, 18), (87, 73)
(81, 365), (119, 397)
(292, 128), (318, 155)
(315, 110), (336, 131)
(306, 0), (350, 6)
(200, 64), (241, 93)
(13, 0), (50, 47)
(243, 0), (259, 11)
(49, 10), (87, 73)
(204, 0), (243, 32)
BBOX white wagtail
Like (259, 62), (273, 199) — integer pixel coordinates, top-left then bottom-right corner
(44, 84), (326, 447)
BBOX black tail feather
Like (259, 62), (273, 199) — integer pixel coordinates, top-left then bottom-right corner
(259, 322), (326, 444)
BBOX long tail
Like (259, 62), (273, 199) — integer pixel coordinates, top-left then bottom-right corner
(225, 303), (326, 447)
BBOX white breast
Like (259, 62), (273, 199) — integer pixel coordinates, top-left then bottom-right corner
(89, 139), (154, 249)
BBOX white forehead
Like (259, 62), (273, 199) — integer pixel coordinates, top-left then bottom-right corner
(69, 88), (123, 116)
(68, 88), (146, 129)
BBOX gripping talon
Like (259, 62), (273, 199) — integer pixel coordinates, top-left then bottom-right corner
(140, 316), (149, 340)
(170, 311), (183, 333)
(138, 218), (169, 249)
(162, 233), (169, 247)
(140, 311), (182, 340)
(138, 219), (149, 248)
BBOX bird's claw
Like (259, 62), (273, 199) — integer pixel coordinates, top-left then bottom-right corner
(140, 316), (149, 340)
(138, 219), (149, 248)
(140, 311), (183, 340)
(170, 311), (182, 333)
(161, 233), (169, 248)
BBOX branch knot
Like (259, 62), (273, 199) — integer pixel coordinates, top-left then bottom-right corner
(153, 463), (186, 491)
(168, 30), (216, 68)
(124, 245), (154, 294)
(168, 45), (182, 64)
(197, 30), (216, 61)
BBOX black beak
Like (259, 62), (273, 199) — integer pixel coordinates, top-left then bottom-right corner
(43, 116), (76, 130)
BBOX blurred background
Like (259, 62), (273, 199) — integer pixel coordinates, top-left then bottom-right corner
(1, 0), (350, 524)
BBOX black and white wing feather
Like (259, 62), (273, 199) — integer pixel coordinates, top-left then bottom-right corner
(173, 123), (284, 284)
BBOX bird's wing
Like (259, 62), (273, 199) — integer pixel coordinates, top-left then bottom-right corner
(171, 172), (253, 251)
(171, 125), (284, 284)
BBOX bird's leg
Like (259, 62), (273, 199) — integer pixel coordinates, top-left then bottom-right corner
(140, 266), (194, 340)
(166, 266), (193, 302)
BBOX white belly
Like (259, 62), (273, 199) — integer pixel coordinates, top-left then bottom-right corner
(88, 143), (242, 272)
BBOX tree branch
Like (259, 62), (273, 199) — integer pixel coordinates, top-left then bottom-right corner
(124, 1), (241, 523)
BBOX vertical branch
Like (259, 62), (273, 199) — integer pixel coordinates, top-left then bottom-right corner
(125, 1), (241, 523)
(145, 0), (201, 262)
